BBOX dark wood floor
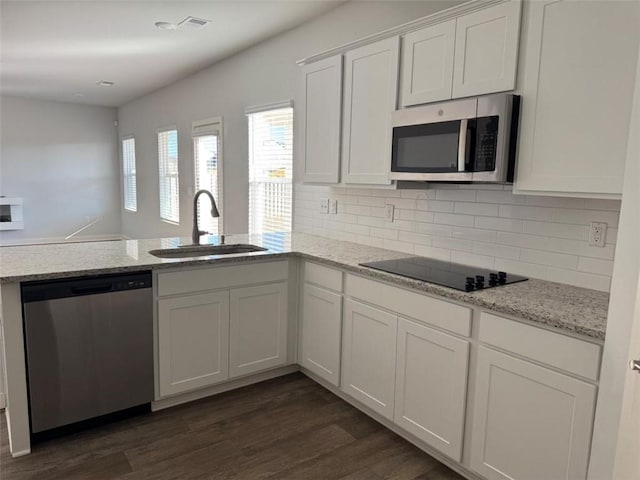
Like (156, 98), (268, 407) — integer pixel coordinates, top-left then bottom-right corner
(0, 373), (465, 480)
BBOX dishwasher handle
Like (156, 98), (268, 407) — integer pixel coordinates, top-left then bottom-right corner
(71, 284), (113, 295)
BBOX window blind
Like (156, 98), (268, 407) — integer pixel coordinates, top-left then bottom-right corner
(247, 106), (293, 235)
(122, 137), (137, 212)
(158, 129), (180, 223)
(193, 118), (223, 236)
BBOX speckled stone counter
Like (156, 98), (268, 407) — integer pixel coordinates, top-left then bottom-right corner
(0, 232), (609, 340)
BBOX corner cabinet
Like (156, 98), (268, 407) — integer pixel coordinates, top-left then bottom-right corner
(514, 0), (640, 198)
(299, 55), (343, 183)
(341, 37), (399, 185)
(299, 262), (343, 386)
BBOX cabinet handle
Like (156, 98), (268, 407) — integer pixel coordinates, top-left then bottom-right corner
(631, 360), (640, 373)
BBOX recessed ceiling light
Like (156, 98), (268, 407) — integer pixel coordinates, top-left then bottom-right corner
(155, 21), (177, 31)
(178, 16), (211, 29)
(96, 81), (115, 87)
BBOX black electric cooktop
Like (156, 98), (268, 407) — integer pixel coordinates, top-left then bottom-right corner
(360, 257), (528, 292)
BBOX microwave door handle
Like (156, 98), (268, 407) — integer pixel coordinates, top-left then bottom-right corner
(458, 119), (468, 172)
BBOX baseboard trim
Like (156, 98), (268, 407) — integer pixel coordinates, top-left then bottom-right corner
(299, 367), (484, 480)
(151, 364), (299, 411)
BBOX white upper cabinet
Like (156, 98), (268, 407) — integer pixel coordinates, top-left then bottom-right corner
(400, 20), (456, 106)
(452, 0), (522, 98)
(299, 55), (343, 184)
(342, 37), (399, 185)
(515, 0), (639, 198)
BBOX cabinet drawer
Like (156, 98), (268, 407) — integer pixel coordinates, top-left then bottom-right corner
(304, 262), (343, 292)
(345, 274), (471, 337)
(479, 312), (601, 381)
(157, 261), (289, 297)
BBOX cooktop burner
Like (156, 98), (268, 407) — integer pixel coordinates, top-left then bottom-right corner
(360, 257), (528, 292)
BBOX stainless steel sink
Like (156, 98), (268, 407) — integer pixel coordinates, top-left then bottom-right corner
(149, 244), (267, 258)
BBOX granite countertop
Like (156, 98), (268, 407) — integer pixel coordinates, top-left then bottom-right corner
(0, 232), (609, 340)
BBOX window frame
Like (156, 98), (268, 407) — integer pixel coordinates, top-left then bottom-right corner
(121, 135), (137, 213)
(246, 101), (294, 235)
(157, 126), (180, 224)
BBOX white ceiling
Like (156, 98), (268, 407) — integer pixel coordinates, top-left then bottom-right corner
(0, 0), (345, 107)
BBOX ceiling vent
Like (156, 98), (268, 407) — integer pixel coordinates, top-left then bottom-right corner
(178, 16), (211, 29)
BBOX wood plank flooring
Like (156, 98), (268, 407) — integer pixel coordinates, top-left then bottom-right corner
(0, 373), (465, 480)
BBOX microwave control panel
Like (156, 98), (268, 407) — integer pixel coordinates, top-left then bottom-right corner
(474, 116), (499, 171)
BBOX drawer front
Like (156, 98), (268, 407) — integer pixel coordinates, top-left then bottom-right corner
(157, 261), (289, 297)
(479, 312), (601, 381)
(304, 262), (343, 292)
(345, 274), (471, 337)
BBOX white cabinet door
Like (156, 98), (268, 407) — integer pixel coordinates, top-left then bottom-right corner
(470, 346), (596, 480)
(452, 0), (521, 98)
(300, 283), (342, 386)
(394, 318), (469, 461)
(158, 291), (230, 397)
(342, 37), (399, 185)
(401, 20), (455, 106)
(342, 298), (397, 420)
(514, 0), (639, 197)
(299, 55), (342, 183)
(229, 282), (288, 378)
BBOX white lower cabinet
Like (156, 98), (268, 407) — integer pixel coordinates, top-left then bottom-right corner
(470, 346), (597, 480)
(394, 317), (469, 461)
(342, 298), (397, 420)
(158, 291), (230, 397)
(300, 283), (342, 386)
(229, 282), (289, 378)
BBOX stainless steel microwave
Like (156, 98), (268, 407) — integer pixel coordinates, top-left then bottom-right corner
(390, 93), (520, 183)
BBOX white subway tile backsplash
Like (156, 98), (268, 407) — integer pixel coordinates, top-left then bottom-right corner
(499, 205), (554, 221)
(435, 189), (477, 202)
(519, 248), (579, 270)
(452, 226), (497, 243)
(577, 257), (615, 276)
(433, 212), (475, 227)
(474, 216), (524, 232)
(294, 183), (620, 292)
(454, 202), (500, 217)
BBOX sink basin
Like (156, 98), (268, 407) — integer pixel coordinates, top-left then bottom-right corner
(149, 244), (267, 258)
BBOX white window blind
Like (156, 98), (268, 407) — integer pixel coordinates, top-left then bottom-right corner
(158, 129), (180, 223)
(247, 104), (293, 235)
(122, 137), (137, 212)
(193, 118), (223, 236)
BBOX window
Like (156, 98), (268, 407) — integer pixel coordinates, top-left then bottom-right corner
(193, 118), (223, 235)
(247, 103), (293, 235)
(122, 136), (137, 212)
(158, 128), (179, 223)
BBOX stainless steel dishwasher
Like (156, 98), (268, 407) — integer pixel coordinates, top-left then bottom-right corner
(22, 271), (153, 436)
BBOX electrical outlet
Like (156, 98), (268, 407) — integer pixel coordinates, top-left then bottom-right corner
(330, 199), (338, 215)
(319, 199), (330, 214)
(589, 221), (607, 247)
(385, 204), (395, 222)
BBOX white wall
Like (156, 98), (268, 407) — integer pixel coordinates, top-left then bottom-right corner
(117, 0), (462, 239)
(0, 96), (121, 245)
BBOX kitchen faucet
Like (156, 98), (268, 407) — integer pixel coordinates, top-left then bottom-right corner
(192, 189), (220, 245)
